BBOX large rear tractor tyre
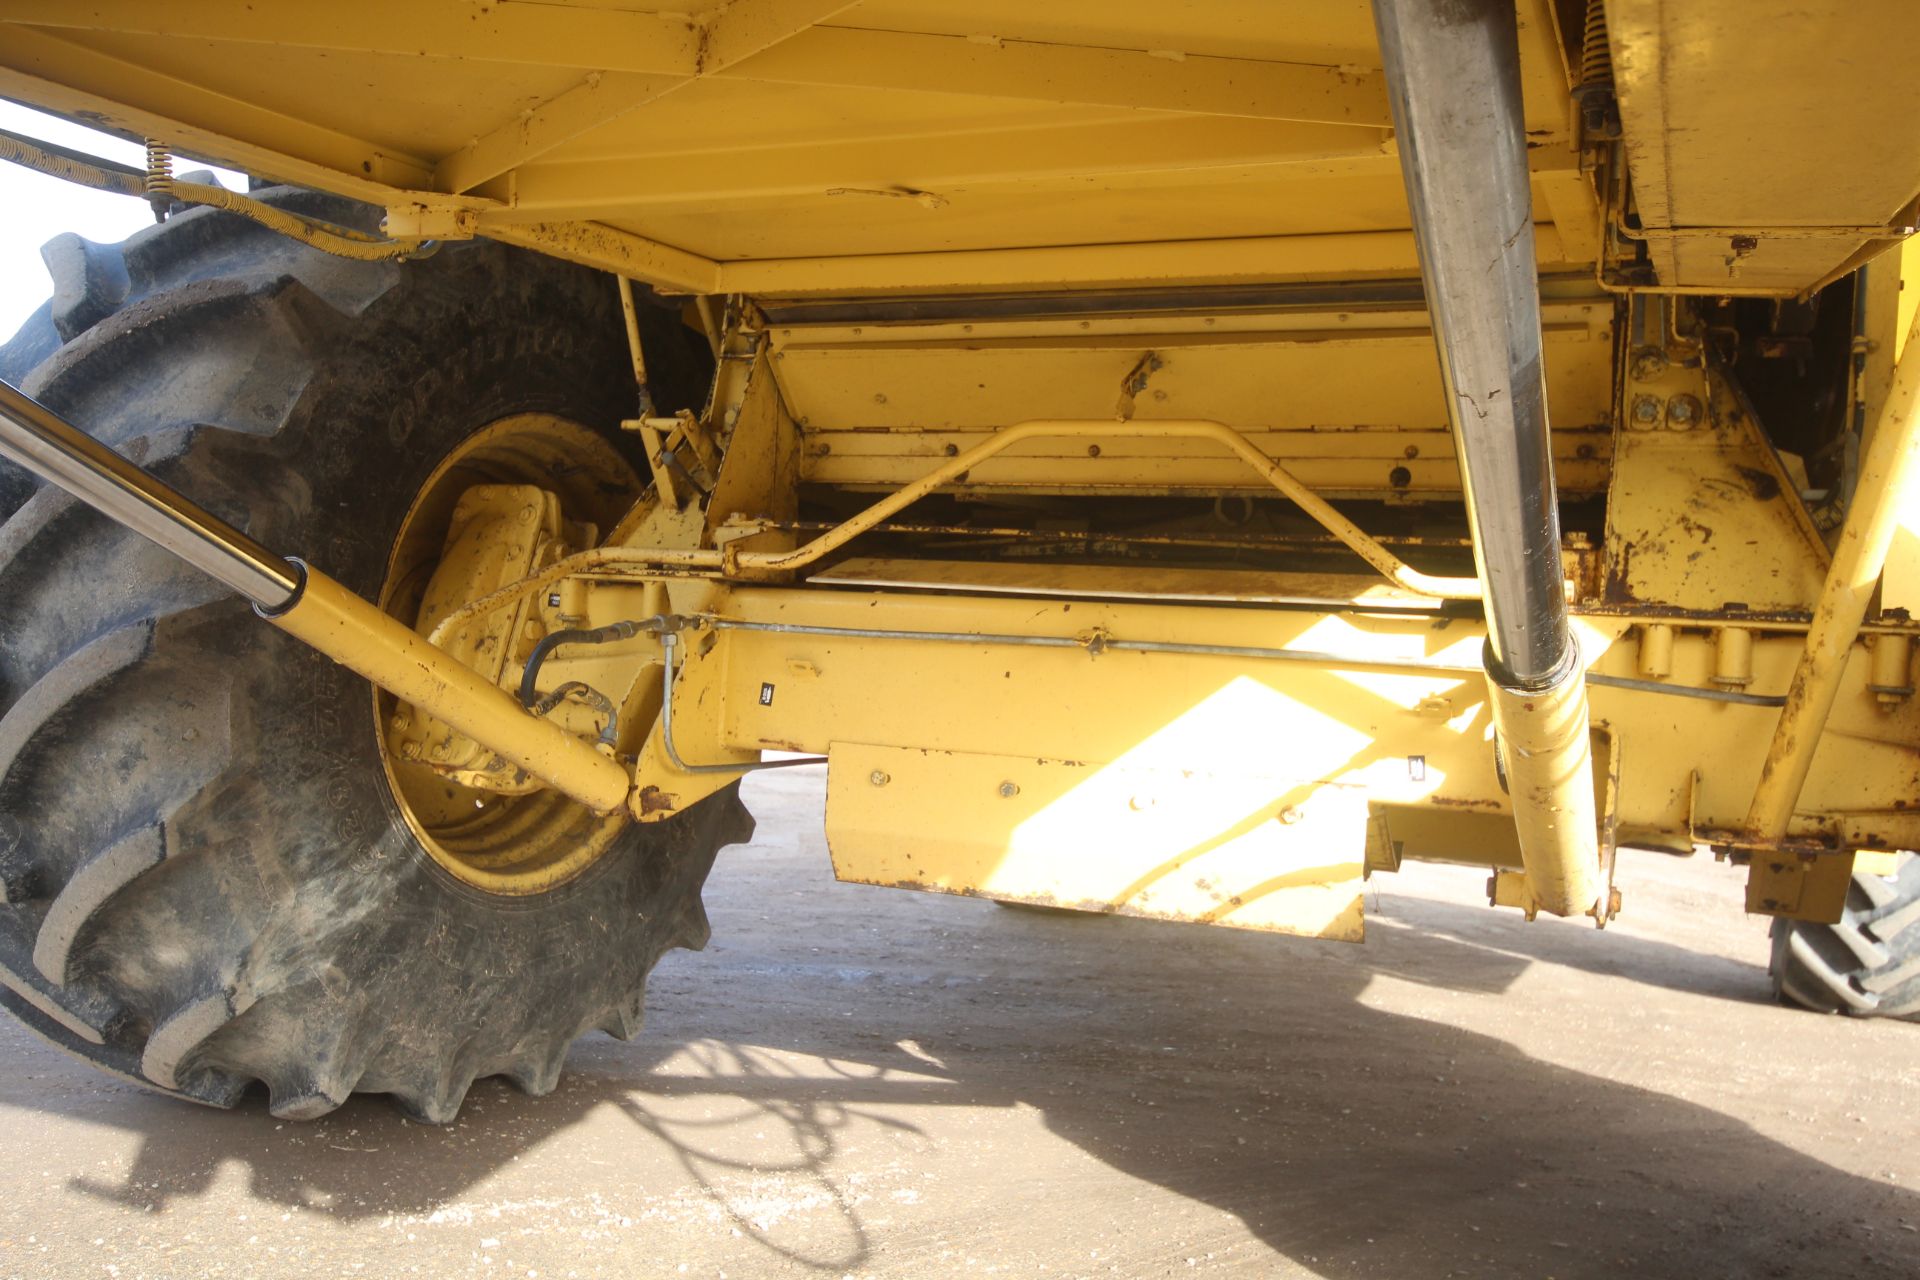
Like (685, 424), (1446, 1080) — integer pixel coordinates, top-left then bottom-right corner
(0, 192), (750, 1121)
(1768, 854), (1920, 1022)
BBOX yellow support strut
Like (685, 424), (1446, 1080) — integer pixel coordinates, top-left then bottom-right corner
(1746, 305), (1920, 842)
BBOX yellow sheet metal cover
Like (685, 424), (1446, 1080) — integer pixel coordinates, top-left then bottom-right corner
(0, 2), (1908, 295)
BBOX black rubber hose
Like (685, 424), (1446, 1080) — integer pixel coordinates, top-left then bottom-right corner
(518, 620), (640, 707)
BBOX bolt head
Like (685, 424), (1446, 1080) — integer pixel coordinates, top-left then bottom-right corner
(1277, 805), (1304, 825)
(869, 769), (891, 787)
(1630, 394), (1663, 426)
(998, 780), (1020, 798)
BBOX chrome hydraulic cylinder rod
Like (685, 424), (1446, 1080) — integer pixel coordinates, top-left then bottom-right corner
(0, 378), (628, 813)
(0, 378), (301, 607)
(1371, 0), (1601, 917)
(1371, 0), (1568, 684)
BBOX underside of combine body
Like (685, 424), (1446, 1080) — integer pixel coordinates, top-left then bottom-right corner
(0, 0), (1916, 1119)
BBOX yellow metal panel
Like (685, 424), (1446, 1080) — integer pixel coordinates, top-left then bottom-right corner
(640, 177), (1417, 268)
(439, 0), (859, 193)
(837, 0), (1384, 67)
(554, 78), (1132, 162)
(1746, 850), (1856, 923)
(1602, 368), (1830, 612)
(439, 73), (689, 196)
(603, 582), (1920, 921)
(703, 0), (866, 72)
(826, 741), (1368, 939)
(680, 586), (1920, 851)
(1375, 805), (1522, 868)
(722, 26), (1394, 126)
(584, 160), (1587, 271)
(712, 227), (1575, 298)
(0, 23), (439, 199)
(0, 0), (706, 74)
(0, 0), (1605, 293)
(809, 560), (1451, 611)
(489, 117), (1397, 218)
(1607, 0), (1920, 292)
(38, 28), (592, 162)
(800, 426), (1611, 499)
(774, 303), (1612, 494)
(773, 322), (1610, 431)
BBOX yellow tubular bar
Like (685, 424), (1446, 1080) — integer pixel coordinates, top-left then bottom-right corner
(165, 179), (430, 262)
(748, 420), (1479, 596)
(270, 567), (631, 814)
(0, 126), (146, 197)
(1485, 666), (1602, 918)
(616, 275), (652, 391)
(427, 417), (1481, 645)
(1746, 304), (1920, 842)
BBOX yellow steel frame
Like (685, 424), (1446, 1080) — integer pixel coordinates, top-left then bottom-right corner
(3, 3), (1916, 299)
(0, 0), (1589, 298)
(585, 582), (1920, 930)
(5, 1), (1920, 935)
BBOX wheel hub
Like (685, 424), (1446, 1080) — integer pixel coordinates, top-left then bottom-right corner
(375, 413), (642, 895)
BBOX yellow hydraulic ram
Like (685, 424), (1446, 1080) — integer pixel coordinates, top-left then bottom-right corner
(0, 379), (629, 815)
(1371, 0), (1601, 918)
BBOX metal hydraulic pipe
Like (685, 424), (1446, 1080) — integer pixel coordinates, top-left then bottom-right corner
(0, 378), (628, 813)
(1371, 0), (1600, 917)
(1746, 303), (1920, 842)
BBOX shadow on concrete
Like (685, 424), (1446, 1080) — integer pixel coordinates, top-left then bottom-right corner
(0, 905), (1904, 1274)
(4, 854), (1910, 1280)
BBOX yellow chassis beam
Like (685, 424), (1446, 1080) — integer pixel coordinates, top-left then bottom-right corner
(605, 583), (1920, 928)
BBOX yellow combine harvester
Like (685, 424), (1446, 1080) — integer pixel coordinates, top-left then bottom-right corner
(0, 1), (1915, 1120)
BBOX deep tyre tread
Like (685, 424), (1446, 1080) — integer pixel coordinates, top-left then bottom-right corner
(1769, 853), (1920, 1021)
(0, 190), (740, 1120)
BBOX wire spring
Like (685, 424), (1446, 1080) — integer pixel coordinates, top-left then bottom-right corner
(1571, 0), (1620, 140)
(143, 140), (173, 222)
(1578, 0), (1612, 89)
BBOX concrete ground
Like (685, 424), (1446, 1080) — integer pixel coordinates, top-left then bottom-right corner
(0, 767), (1915, 1279)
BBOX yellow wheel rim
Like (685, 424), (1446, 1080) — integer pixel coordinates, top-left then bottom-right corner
(374, 413), (641, 895)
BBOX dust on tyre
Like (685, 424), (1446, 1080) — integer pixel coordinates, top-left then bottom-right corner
(0, 190), (751, 1120)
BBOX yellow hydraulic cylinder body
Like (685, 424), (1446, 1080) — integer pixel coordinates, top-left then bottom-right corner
(1485, 662), (1602, 919)
(267, 567), (631, 815)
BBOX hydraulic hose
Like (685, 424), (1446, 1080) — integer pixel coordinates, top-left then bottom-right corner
(518, 621), (643, 707)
